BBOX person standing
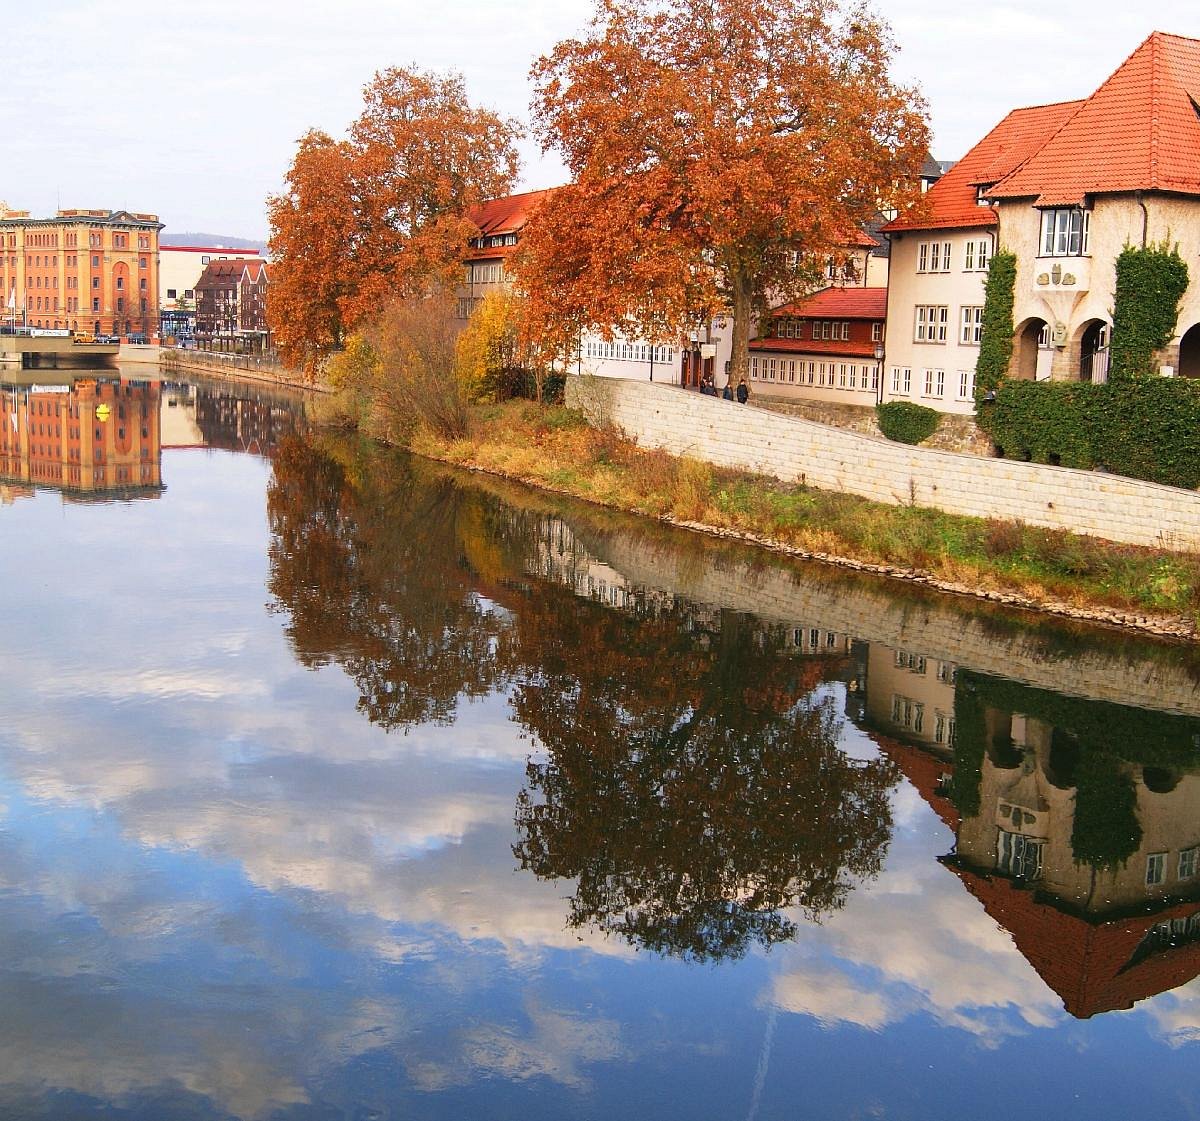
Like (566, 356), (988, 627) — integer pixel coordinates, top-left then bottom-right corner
(736, 378), (749, 404)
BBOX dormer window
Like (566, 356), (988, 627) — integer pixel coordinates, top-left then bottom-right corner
(1040, 207), (1090, 256)
(975, 185), (992, 206)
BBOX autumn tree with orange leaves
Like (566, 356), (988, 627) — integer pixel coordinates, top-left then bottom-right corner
(516, 0), (930, 378)
(268, 67), (521, 373)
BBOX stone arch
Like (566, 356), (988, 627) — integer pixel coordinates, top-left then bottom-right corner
(1073, 317), (1110, 383)
(1011, 317), (1049, 381)
(1179, 323), (1200, 379)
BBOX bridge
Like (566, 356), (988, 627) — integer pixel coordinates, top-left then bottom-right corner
(0, 332), (119, 368)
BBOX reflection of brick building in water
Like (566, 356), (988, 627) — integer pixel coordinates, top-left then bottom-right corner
(865, 651), (1200, 1019)
(190, 383), (303, 456)
(0, 379), (162, 500)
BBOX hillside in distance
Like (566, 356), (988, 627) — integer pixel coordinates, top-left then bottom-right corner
(161, 232), (266, 251)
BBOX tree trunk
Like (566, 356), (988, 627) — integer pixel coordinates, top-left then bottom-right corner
(729, 268), (753, 387)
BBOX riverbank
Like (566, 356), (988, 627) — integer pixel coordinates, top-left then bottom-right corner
(159, 349), (329, 394)
(406, 399), (1200, 641)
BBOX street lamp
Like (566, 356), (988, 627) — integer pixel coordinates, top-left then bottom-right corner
(873, 342), (885, 404)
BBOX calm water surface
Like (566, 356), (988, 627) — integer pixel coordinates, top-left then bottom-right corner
(2, 370), (1200, 1119)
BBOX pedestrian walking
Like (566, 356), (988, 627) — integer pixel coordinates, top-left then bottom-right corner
(736, 378), (749, 404)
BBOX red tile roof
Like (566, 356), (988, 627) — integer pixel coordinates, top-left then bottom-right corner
(883, 101), (1083, 232)
(467, 188), (557, 238)
(990, 32), (1200, 205)
(947, 861), (1200, 1019)
(749, 337), (879, 359)
(771, 286), (887, 319)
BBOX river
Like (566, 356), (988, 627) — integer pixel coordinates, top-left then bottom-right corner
(1, 369), (1199, 1120)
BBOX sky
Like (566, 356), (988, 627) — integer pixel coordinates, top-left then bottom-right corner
(1, 0), (1199, 241)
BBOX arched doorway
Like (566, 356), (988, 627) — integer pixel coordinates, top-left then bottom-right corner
(1179, 323), (1200, 378)
(1076, 319), (1110, 382)
(1012, 318), (1049, 381)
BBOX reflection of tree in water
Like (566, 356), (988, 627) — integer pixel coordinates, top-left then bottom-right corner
(266, 435), (504, 728)
(510, 590), (900, 962)
(266, 434), (900, 960)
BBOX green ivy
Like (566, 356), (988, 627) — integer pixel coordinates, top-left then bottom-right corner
(876, 401), (940, 444)
(1110, 242), (1189, 380)
(1071, 751), (1143, 871)
(987, 377), (1200, 488)
(974, 249), (1017, 407)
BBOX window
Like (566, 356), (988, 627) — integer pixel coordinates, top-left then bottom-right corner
(917, 241), (952, 272)
(92, 297), (99, 311)
(1040, 208), (1090, 256)
(936, 661), (956, 684)
(997, 832), (1044, 880)
(166, 288), (177, 299)
(894, 650), (926, 673)
(890, 366), (912, 395)
(91, 255), (99, 267)
(1147, 852), (1167, 886)
(201, 255), (211, 264)
(963, 239), (991, 272)
(871, 322), (884, 342)
(1180, 847), (1198, 880)
(91, 277), (99, 289)
(915, 305), (948, 343)
(922, 368), (945, 397)
(934, 712), (956, 746)
(960, 306), (984, 345)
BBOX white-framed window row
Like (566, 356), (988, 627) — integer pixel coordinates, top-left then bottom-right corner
(1039, 207), (1091, 257)
(997, 830), (1044, 881)
(812, 320), (850, 341)
(890, 694), (924, 733)
(917, 241), (952, 273)
(750, 355), (876, 391)
(890, 366), (912, 396)
(960, 305), (984, 346)
(962, 239), (991, 272)
(922, 368), (946, 399)
(915, 305), (949, 343)
(894, 649), (926, 674)
(585, 339), (675, 364)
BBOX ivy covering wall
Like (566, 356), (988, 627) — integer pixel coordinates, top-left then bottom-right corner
(975, 242), (1198, 488)
(1110, 242), (1190, 380)
(974, 249), (1017, 400)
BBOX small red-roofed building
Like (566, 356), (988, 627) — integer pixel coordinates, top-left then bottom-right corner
(882, 31), (1200, 414)
(747, 287), (887, 404)
(458, 189), (555, 320)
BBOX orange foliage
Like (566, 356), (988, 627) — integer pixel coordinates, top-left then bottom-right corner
(516, 0), (931, 374)
(268, 67), (521, 374)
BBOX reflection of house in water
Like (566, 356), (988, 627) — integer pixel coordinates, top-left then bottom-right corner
(525, 513), (859, 666)
(865, 650), (1200, 1019)
(0, 378), (162, 501)
(159, 381), (304, 457)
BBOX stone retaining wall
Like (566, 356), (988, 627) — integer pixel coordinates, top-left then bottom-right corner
(567, 376), (1200, 551)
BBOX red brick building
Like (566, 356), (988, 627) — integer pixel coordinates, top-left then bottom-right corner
(194, 259), (270, 352)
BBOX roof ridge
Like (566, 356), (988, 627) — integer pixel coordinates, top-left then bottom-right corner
(1151, 32), (1162, 186)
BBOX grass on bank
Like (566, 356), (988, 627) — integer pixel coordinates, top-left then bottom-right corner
(318, 394), (1200, 624)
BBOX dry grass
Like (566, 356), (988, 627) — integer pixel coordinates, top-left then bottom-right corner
(408, 400), (1200, 625)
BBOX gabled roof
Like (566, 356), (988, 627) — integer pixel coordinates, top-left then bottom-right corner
(990, 32), (1200, 205)
(242, 260), (268, 282)
(467, 188), (557, 238)
(883, 100), (1083, 232)
(771, 286), (887, 319)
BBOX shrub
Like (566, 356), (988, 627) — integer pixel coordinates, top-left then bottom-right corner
(988, 377), (1200, 488)
(876, 401), (940, 445)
